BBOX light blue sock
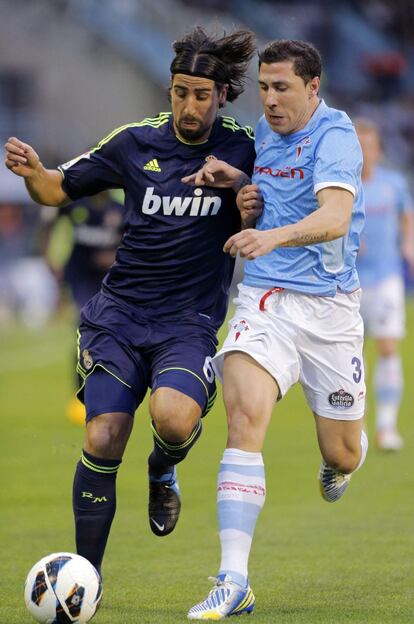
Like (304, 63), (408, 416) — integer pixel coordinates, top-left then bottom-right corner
(217, 448), (266, 587)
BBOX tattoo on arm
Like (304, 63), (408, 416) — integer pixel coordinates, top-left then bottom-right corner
(284, 231), (331, 246)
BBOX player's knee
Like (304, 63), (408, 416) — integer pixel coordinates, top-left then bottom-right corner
(323, 446), (360, 474)
(86, 413), (131, 457)
(151, 388), (202, 442)
(154, 413), (197, 443)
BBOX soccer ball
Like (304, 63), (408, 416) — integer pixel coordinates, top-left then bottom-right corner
(24, 552), (102, 623)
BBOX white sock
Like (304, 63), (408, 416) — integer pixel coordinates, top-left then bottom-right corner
(374, 355), (402, 431)
(217, 448), (266, 587)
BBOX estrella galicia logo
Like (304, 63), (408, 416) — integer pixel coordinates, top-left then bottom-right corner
(328, 389), (354, 409)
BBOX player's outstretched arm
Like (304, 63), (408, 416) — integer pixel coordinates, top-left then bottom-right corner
(224, 187), (353, 259)
(4, 137), (69, 207)
(182, 159), (250, 192)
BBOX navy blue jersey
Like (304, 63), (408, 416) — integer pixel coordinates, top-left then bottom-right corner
(59, 113), (255, 329)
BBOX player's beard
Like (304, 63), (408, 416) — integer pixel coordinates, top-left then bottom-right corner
(176, 116), (208, 142)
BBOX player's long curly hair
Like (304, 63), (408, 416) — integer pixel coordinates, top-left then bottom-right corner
(170, 26), (256, 103)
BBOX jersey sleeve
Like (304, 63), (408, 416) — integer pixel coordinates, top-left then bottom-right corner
(314, 125), (363, 197)
(58, 129), (126, 201)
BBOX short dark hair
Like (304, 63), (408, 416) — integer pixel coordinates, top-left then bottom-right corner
(258, 40), (322, 84)
(171, 26), (256, 102)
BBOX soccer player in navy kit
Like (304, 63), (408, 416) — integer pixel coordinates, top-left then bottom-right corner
(4, 27), (256, 576)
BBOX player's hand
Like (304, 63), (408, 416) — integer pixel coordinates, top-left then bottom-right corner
(224, 228), (279, 259)
(4, 137), (41, 178)
(237, 184), (263, 228)
(182, 159), (249, 190)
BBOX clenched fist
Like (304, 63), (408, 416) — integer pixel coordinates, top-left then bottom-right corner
(4, 137), (41, 179)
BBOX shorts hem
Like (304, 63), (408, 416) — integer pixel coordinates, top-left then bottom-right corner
(154, 367), (208, 401)
(76, 363), (132, 402)
(86, 405), (135, 421)
(311, 409), (365, 421)
(152, 367), (215, 414)
(212, 346), (289, 400)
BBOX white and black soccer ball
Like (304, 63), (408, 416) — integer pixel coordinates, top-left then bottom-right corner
(24, 552), (102, 623)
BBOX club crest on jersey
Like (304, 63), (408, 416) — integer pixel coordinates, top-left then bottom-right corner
(60, 151), (92, 170)
(233, 319), (249, 341)
(296, 136), (311, 161)
(142, 186), (222, 217)
(82, 349), (93, 370)
(328, 389), (354, 409)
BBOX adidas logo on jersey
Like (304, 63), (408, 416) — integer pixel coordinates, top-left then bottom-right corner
(142, 187), (222, 217)
(143, 158), (161, 172)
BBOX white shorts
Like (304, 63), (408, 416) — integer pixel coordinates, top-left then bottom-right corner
(213, 284), (366, 420)
(360, 275), (405, 339)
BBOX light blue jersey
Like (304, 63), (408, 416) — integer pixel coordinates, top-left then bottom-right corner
(243, 100), (364, 296)
(356, 166), (413, 287)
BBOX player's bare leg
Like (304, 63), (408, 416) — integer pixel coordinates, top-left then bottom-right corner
(315, 414), (368, 502)
(148, 388), (202, 536)
(188, 353), (277, 619)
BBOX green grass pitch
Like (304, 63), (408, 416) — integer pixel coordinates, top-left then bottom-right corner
(1, 300), (414, 623)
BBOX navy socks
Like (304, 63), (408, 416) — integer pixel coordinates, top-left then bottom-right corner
(148, 420), (202, 477)
(72, 450), (121, 574)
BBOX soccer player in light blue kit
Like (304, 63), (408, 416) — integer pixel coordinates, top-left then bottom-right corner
(185, 40), (368, 619)
(355, 119), (414, 451)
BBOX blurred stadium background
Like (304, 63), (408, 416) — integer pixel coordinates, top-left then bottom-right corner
(1, 0), (414, 326)
(1, 1), (414, 623)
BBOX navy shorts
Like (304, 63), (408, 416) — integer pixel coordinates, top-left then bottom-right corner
(76, 292), (218, 419)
